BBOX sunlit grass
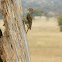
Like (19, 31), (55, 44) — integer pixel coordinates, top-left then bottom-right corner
(27, 17), (62, 62)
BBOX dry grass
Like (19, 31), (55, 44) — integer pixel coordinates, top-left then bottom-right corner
(27, 17), (62, 62)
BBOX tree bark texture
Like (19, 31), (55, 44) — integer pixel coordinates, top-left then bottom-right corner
(0, 0), (31, 62)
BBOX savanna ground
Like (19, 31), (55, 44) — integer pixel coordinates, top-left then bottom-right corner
(27, 16), (62, 62)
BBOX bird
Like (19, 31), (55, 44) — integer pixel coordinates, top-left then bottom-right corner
(22, 8), (34, 33)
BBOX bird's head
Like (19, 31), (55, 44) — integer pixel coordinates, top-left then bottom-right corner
(28, 8), (34, 14)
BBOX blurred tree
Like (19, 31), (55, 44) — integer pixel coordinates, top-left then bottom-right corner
(58, 15), (62, 31)
(33, 9), (48, 17)
(33, 9), (41, 16)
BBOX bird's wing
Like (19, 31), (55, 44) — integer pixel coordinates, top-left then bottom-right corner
(27, 13), (32, 22)
(27, 13), (32, 30)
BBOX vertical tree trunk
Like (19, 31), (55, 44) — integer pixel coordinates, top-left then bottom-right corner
(0, 0), (31, 62)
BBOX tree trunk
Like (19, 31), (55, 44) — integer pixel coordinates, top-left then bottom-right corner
(0, 0), (31, 62)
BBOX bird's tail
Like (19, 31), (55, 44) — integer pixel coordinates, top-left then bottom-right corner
(26, 28), (29, 34)
(26, 26), (31, 33)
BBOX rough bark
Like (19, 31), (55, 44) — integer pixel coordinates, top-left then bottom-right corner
(0, 0), (31, 62)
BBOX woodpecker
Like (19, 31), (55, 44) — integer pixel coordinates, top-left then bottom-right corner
(23, 8), (34, 33)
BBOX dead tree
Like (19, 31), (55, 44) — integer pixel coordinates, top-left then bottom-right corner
(0, 0), (31, 62)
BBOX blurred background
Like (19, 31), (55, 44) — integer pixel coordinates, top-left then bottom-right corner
(21, 0), (62, 62)
(0, 0), (62, 62)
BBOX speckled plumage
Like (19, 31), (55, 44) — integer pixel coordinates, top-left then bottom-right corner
(23, 8), (34, 33)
